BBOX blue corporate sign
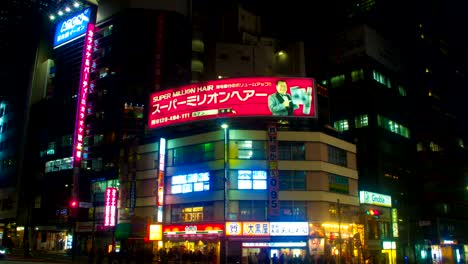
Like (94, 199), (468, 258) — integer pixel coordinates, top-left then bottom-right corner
(53, 8), (91, 48)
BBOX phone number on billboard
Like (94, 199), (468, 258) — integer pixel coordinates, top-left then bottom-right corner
(152, 113), (191, 125)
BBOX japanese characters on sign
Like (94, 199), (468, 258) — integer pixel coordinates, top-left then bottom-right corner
(268, 125), (279, 216)
(225, 222), (309, 236)
(148, 77), (316, 129)
(53, 8), (91, 48)
(163, 223), (224, 236)
(104, 187), (118, 227)
(157, 138), (166, 223)
(72, 23), (95, 167)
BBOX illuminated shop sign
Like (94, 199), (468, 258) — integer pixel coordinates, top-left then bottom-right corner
(392, 208), (399, 238)
(149, 224), (162, 240)
(53, 8), (91, 48)
(225, 222), (308, 236)
(243, 242), (307, 247)
(157, 138), (166, 222)
(382, 241), (396, 249)
(72, 23), (95, 167)
(149, 77), (316, 129)
(359, 191), (392, 207)
(104, 187), (118, 227)
(163, 223), (224, 235)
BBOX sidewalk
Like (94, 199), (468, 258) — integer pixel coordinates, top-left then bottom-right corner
(7, 248), (88, 263)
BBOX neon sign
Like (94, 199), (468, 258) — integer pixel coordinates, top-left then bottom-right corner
(72, 23), (94, 167)
(148, 77), (316, 129)
(53, 8), (91, 48)
(157, 138), (166, 222)
(104, 187), (117, 227)
(359, 191), (392, 207)
(268, 125), (279, 216)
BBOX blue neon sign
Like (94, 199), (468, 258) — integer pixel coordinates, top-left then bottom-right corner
(53, 8), (91, 48)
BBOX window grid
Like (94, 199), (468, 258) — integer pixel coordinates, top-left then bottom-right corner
(328, 145), (347, 167)
(355, 114), (368, 128)
(333, 119), (349, 131)
(279, 171), (306, 191)
(278, 142), (305, 160)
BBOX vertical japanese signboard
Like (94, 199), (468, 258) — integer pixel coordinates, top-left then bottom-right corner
(157, 138), (166, 222)
(267, 125), (279, 216)
(72, 23), (95, 167)
(104, 187), (118, 227)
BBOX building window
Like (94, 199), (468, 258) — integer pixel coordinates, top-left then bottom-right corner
(47, 142), (56, 155)
(170, 172), (210, 194)
(237, 170), (267, 190)
(279, 171), (306, 191)
(416, 142), (425, 152)
(328, 145), (347, 167)
(372, 70), (391, 88)
(328, 174), (349, 194)
(278, 142), (305, 160)
(232, 140), (266, 160)
(168, 142), (215, 166)
(279, 201), (306, 220)
(377, 115), (410, 138)
(333, 119), (349, 131)
(61, 135), (73, 147)
(429, 142), (442, 152)
(351, 69), (364, 81)
(330, 74), (345, 88)
(239, 200), (267, 221)
(355, 114), (368, 128)
(398, 85), (407, 96)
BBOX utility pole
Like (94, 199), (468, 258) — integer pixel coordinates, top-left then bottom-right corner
(337, 199), (342, 264)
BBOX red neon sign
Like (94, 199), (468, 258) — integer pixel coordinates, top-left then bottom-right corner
(72, 23), (95, 167)
(104, 187), (118, 227)
(149, 77), (315, 129)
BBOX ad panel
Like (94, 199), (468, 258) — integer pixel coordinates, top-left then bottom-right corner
(149, 77), (315, 129)
(53, 8), (92, 48)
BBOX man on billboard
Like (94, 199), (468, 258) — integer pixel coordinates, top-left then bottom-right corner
(268, 80), (298, 116)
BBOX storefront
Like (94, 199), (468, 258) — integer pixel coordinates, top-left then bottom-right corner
(162, 223), (224, 264)
(226, 221), (309, 263)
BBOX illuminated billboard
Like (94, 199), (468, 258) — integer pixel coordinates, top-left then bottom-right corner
(72, 23), (95, 167)
(149, 77), (316, 129)
(53, 8), (92, 48)
(104, 187), (118, 227)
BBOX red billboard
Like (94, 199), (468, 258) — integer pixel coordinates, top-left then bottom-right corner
(149, 77), (316, 129)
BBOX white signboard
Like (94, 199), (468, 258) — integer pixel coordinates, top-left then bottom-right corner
(359, 191), (392, 207)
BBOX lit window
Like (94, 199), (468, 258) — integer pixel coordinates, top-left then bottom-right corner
(416, 142), (424, 152)
(372, 70), (391, 88)
(171, 172), (210, 194)
(237, 170), (267, 190)
(398, 86), (407, 96)
(333, 119), (349, 131)
(351, 69), (364, 81)
(330, 74), (345, 88)
(355, 115), (368, 128)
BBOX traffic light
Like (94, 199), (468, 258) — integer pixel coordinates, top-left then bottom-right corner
(69, 199), (79, 218)
(366, 209), (380, 217)
(70, 200), (78, 208)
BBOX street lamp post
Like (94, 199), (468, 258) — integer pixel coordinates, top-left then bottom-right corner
(221, 123), (229, 264)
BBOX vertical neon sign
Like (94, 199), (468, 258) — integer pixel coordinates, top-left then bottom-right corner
(72, 23), (95, 167)
(268, 125), (279, 216)
(104, 187), (118, 227)
(157, 138), (166, 222)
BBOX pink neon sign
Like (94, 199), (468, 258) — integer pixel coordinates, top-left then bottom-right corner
(72, 23), (95, 167)
(104, 187), (117, 227)
(148, 77), (316, 129)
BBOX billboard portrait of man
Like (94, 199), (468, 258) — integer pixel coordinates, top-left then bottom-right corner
(268, 80), (298, 116)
